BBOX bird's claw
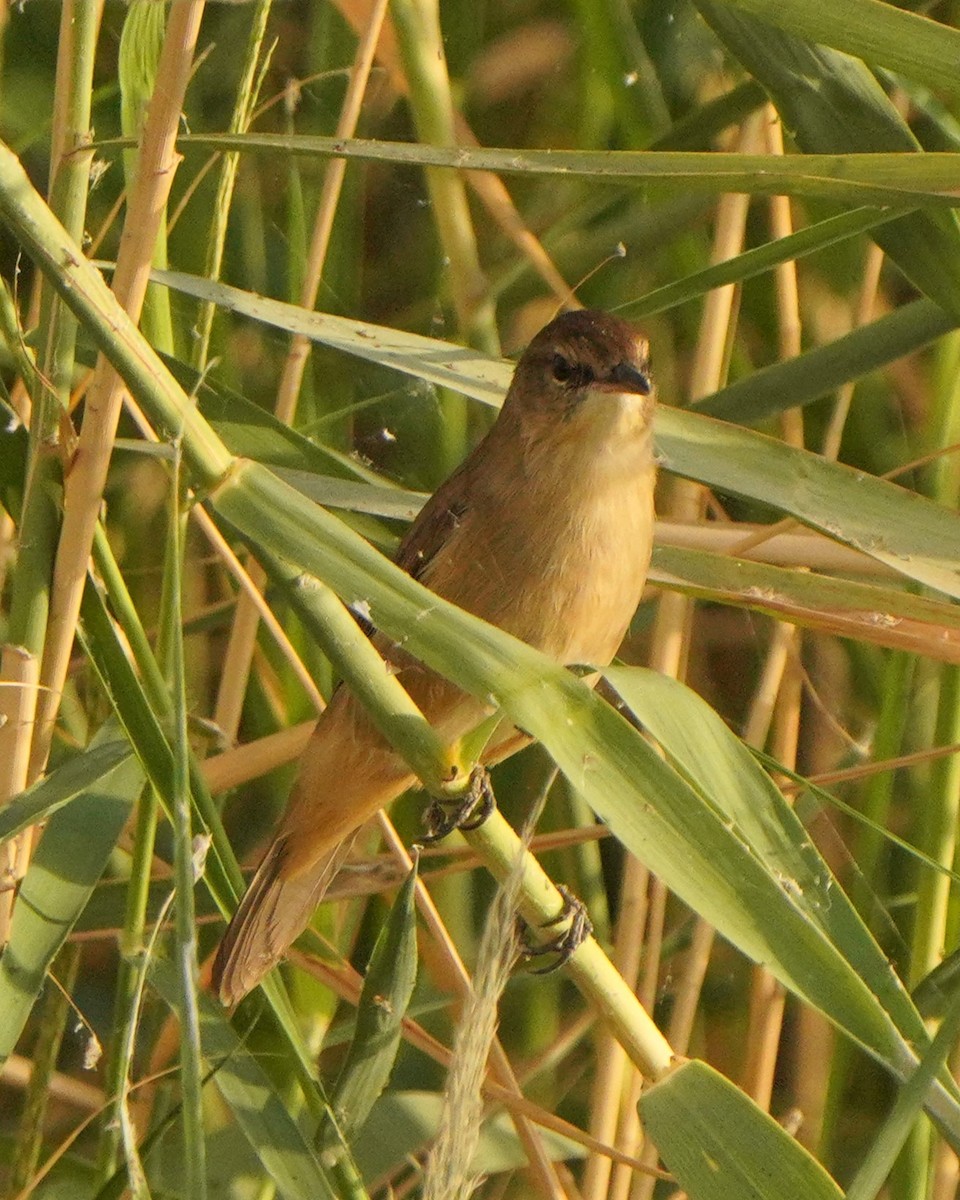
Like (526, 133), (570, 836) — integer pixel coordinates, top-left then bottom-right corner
(520, 885), (593, 974)
(419, 766), (496, 843)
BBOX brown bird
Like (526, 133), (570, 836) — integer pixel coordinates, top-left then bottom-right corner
(213, 309), (657, 1005)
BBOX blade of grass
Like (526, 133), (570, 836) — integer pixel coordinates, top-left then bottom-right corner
(846, 986), (960, 1200)
(620, 206), (909, 321)
(148, 959), (341, 1200)
(170, 132), (960, 205)
(320, 859), (419, 1149)
(719, 0), (960, 101)
(0, 739), (133, 842)
(695, 298), (957, 425)
(650, 544), (960, 662)
(641, 1059), (844, 1200)
(656, 406), (960, 601)
(145, 270), (960, 600)
(0, 726), (144, 1066)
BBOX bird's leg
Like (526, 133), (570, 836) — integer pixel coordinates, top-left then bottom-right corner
(519, 884), (593, 973)
(418, 764), (497, 843)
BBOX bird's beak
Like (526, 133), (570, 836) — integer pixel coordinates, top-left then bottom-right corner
(606, 361), (652, 396)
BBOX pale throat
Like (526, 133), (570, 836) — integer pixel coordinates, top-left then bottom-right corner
(543, 386), (654, 484)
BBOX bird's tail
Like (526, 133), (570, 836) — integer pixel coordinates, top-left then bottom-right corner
(212, 835), (354, 1006)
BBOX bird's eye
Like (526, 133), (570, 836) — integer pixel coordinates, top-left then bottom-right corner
(551, 355), (573, 382)
(551, 354), (584, 385)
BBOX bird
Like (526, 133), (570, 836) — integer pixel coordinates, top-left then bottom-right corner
(213, 308), (657, 1005)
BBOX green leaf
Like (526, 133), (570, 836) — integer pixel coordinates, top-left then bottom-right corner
(0, 730), (144, 1066)
(321, 859), (419, 1147)
(150, 272), (960, 601)
(656, 407), (960, 601)
(695, 299), (956, 425)
(172, 133), (960, 206)
(152, 269), (510, 409)
(148, 959), (339, 1200)
(717, 0), (960, 102)
(640, 1060), (843, 1200)
(847, 987), (960, 1200)
(0, 739), (133, 843)
(603, 667), (921, 1045)
(622, 206), (909, 321)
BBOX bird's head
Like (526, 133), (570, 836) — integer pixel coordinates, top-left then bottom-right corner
(501, 310), (655, 465)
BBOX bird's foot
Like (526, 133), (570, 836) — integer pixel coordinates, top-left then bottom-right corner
(520, 886), (593, 974)
(419, 766), (496, 843)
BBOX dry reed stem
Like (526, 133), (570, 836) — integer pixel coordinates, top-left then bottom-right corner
(202, 719), (315, 792)
(655, 520), (897, 575)
(192, 506), (326, 717)
(822, 243), (885, 464)
(0, 511), (15, 598)
(0, 647), (40, 947)
(275, 0), (390, 425)
(213, 0), (389, 744)
(1, 1051), (103, 1112)
(607, 878), (668, 1200)
(739, 110), (803, 1112)
(582, 858), (649, 1200)
(747, 653), (801, 1110)
(787, 144), (885, 1145)
(28, 1), (206, 781)
(629, 111), (765, 1200)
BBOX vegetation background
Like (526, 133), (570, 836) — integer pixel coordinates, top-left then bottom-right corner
(4, 0), (960, 1197)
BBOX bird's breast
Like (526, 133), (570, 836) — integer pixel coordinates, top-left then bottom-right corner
(429, 420), (656, 668)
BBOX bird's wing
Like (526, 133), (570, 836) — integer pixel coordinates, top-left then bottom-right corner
(394, 458), (472, 583)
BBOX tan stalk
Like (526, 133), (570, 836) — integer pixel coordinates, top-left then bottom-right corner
(935, 1043), (960, 1198)
(28, 0), (207, 780)
(656, 520), (895, 575)
(740, 110), (804, 1112)
(628, 110), (765, 1200)
(454, 115), (576, 308)
(582, 859), (650, 1200)
(0, 647), (39, 947)
(0, 512), (14, 598)
(1, 1052), (102, 1113)
(609, 881), (668, 1200)
(822, 244), (885, 463)
(795, 161), (885, 1154)
(213, 0), (390, 746)
(202, 719), (314, 793)
(192, 506), (325, 716)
